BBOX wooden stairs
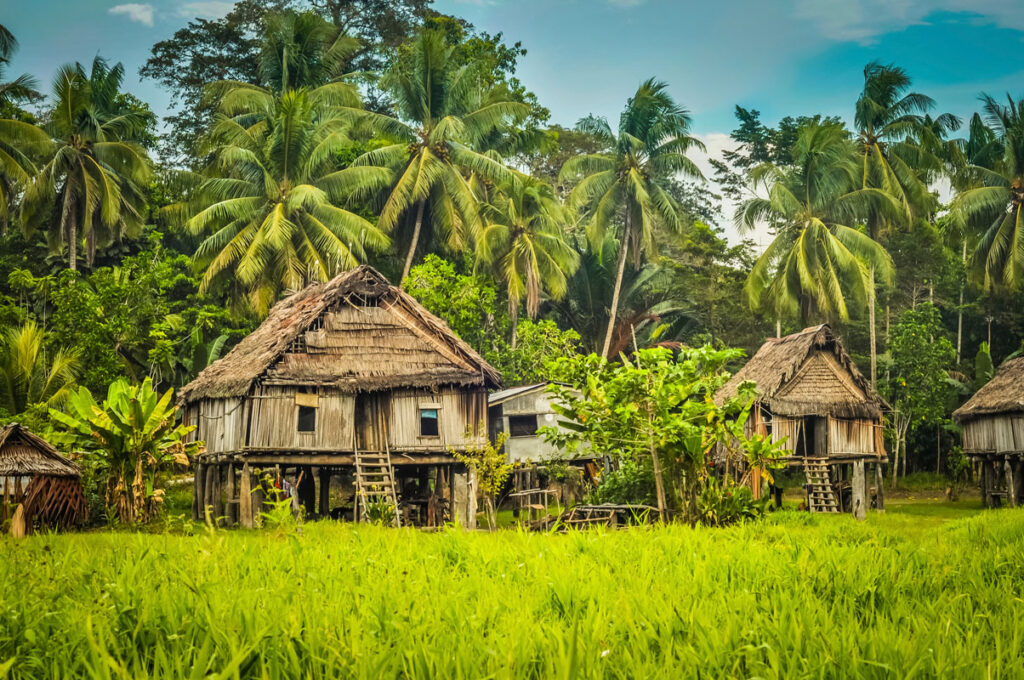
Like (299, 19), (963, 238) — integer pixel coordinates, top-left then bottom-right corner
(354, 447), (401, 526)
(803, 457), (839, 513)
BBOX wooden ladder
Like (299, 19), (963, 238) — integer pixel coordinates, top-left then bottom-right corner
(354, 445), (401, 527)
(803, 457), (839, 513)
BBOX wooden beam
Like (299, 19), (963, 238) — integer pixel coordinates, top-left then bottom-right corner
(191, 462), (202, 522)
(203, 464), (218, 523)
(1005, 457), (1017, 508)
(851, 460), (866, 520)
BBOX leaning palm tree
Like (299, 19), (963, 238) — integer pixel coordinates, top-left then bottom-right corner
(22, 58), (151, 270)
(475, 177), (579, 347)
(560, 78), (704, 357)
(0, 320), (79, 416)
(739, 122), (896, 323)
(951, 94), (1024, 292)
(349, 29), (530, 284)
(184, 87), (392, 315)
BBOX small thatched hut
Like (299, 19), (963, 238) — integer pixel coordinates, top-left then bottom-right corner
(0, 423), (87, 533)
(715, 325), (887, 517)
(179, 265), (502, 528)
(953, 357), (1024, 507)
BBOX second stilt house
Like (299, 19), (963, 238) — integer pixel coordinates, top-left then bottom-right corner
(715, 325), (887, 517)
(179, 265), (502, 528)
(953, 357), (1024, 507)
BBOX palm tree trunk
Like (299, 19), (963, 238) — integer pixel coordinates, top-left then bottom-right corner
(956, 240), (966, 363)
(62, 184), (77, 272)
(869, 267), (877, 388)
(776, 317), (781, 338)
(400, 200), (426, 288)
(510, 304), (519, 350)
(601, 211), (631, 359)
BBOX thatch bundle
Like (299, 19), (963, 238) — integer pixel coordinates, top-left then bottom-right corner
(179, 265), (501, 404)
(953, 357), (1024, 422)
(715, 325), (885, 420)
(1, 423), (87, 530)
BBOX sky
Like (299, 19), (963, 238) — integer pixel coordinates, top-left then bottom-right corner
(4, 0), (1024, 244)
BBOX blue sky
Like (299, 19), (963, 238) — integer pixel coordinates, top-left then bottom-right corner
(5, 0), (1024, 241)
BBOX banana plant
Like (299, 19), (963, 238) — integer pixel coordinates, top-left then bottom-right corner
(50, 377), (203, 523)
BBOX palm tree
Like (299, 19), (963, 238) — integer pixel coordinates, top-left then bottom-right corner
(945, 113), (1001, 361)
(0, 320), (79, 416)
(854, 62), (957, 383)
(854, 62), (956, 234)
(349, 29), (530, 284)
(0, 24), (48, 234)
(560, 79), (703, 358)
(475, 176), (578, 347)
(0, 24), (40, 111)
(951, 94), (1024, 292)
(739, 122), (895, 323)
(185, 87), (392, 315)
(22, 58), (151, 270)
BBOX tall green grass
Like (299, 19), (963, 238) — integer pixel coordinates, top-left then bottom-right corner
(1, 509), (1022, 678)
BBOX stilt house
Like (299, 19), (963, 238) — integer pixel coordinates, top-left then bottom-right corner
(715, 325), (887, 517)
(0, 423), (87, 533)
(179, 266), (502, 528)
(953, 357), (1024, 507)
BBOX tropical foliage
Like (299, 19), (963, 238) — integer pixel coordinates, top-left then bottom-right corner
(49, 377), (202, 524)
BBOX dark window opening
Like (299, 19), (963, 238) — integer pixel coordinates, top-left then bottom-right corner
(298, 405), (317, 432)
(420, 408), (439, 436)
(508, 415), (539, 437)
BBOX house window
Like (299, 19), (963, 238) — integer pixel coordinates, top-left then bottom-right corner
(420, 408), (439, 436)
(298, 406), (317, 432)
(508, 415), (539, 437)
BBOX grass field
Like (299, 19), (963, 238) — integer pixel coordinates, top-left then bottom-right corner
(1, 498), (1022, 679)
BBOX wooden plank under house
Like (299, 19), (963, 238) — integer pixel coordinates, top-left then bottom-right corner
(178, 265), (502, 529)
(714, 325), (888, 518)
(953, 357), (1024, 508)
(0, 423), (87, 535)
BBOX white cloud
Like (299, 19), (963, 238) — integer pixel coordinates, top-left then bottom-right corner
(691, 132), (774, 248)
(177, 1), (235, 19)
(108, 3), (154, 27)
(795, 0), (1024, 44)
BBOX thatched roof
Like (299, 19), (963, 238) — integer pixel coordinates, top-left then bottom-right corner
(953, 357), (1024, 422)
(179, 266), (502, 403)
(0, 423), (80, 477)
(715, 325), (885, 420)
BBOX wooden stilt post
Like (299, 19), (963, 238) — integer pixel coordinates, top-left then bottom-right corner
(874, 463), (885, 512)
(204, 465), (218, 523)
(851, 460), (866, 520)
(192, 462), (202, 521)
(239, 463), (253, 529)
(319, 468), (331, 517)
(226, 464), (237, 526)
(1005, 457), (1017, 508)
(980, 459), (990, 508)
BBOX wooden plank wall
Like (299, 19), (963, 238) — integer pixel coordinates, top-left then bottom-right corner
(193, 398), (243, 454)
(249, 387), (355, 451)
(828, 418), (878, 455)
(389, 387), (486, 451)
(965, 415), (1024, 453)
(771, 416), (801, 455)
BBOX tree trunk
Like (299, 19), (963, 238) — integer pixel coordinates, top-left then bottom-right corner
(956, 240), (966, 363)
(510, 304), (519, 350)
(400, 200), (426, 288)
(776, 317), (781, 338)
(65, 196), (77, 272)
(869, 268), (877, 388)
(601, 211), (632, 359)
